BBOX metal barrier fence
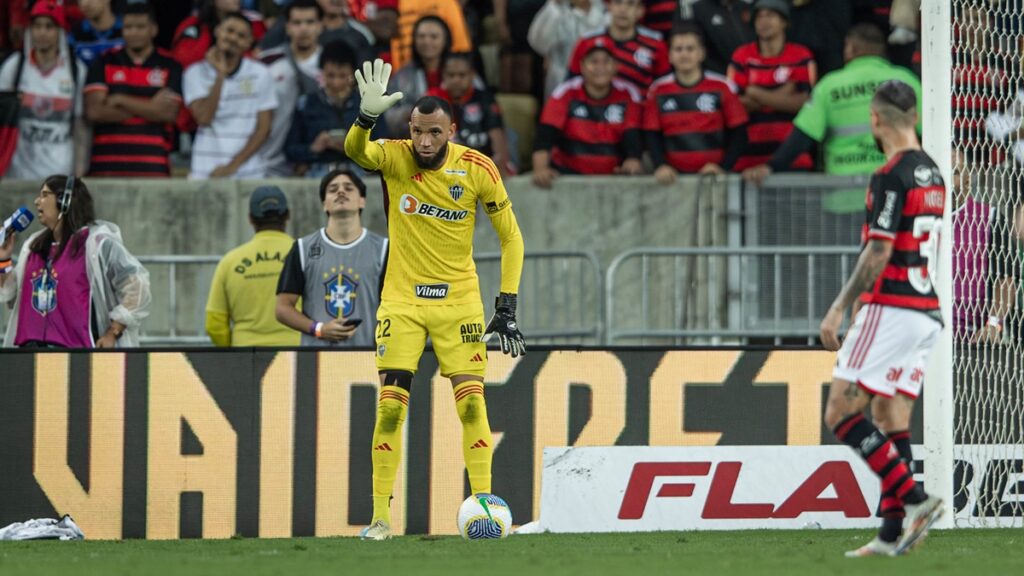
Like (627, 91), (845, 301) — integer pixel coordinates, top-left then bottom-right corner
(475, 251), (604, 344)
(605, 246), (861, 345)
(1, 246), (861, 347)
(134, 251), (603, 346)
(0, 175), (879, 347)
(0, 256), (223, 347)
(745, 174), (868, 248)
(139, 255), (221, 345)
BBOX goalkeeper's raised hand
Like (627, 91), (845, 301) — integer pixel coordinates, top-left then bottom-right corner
(483, 293), (526, 358)
(354, 58), (403, 126)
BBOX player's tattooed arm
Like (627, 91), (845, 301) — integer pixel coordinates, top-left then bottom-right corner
(830, 239), (893, 313)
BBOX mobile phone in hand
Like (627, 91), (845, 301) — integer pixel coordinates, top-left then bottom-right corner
(343, 318), (363, 327)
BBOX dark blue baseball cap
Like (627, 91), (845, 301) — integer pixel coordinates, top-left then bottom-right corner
(250, 186), (289, 218)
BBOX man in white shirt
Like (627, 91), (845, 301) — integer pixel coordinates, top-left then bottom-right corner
(259, 0), (324, 177)
(184, 11), (276, 180)
(0, 1), (88, 180)
(527, 0), (607, 99)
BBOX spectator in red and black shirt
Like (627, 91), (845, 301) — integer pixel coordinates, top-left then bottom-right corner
(426, 52), (515, 176)
(567, 0), (670, 97)
(533, 44), (644, 188)
(642, 0), (679, 37)
(84, 1), (182, 177)
(727, 0), (815, 171)
(645, 23), (748, 185)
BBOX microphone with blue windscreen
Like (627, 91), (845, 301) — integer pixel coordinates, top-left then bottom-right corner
(0, 206), (34, 246)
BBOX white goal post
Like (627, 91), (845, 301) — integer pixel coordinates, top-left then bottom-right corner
(922, 0), (955, 531)
(927, 0), (1024, 528)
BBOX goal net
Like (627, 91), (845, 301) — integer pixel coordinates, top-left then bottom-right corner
(946, 0), (1024, 528)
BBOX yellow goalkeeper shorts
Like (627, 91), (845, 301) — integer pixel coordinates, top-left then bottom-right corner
(374, 300), (487, 378)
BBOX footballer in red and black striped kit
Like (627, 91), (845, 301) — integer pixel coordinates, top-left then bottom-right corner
(820, 79), (946, 558)
(858, 150), (944, 314)
(727, 0), (816, 171)
(567, 0), (670, 97)
(645, 23), (748, 182)
(533, 44), (644, 187)
(83, 1), (182, 177)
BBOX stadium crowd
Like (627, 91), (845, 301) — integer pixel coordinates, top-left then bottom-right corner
(7, 0), (1018, 182)
(0, 0), (1022, 346)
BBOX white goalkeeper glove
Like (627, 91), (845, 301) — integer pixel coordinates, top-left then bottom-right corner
(354, 58), (403, 127)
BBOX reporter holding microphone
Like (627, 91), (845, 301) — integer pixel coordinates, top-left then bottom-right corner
(0, 175), (151, 348)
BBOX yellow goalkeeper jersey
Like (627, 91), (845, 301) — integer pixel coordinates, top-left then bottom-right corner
(345, 125), (524, 305)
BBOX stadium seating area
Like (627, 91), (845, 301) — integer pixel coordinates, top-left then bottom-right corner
(0, 0), (946, 180)
(1, 0), (1022, 346)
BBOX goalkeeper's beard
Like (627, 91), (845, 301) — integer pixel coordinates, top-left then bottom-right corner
(414, 142), (449, 170)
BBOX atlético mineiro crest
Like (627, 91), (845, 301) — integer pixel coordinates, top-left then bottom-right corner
(324, 272), (358, 317)
(31, 270), (58, 315)
(449, 184), (464, 201)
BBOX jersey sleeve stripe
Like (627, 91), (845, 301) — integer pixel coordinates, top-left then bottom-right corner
(463, 153), (499, 183)
(463, 149), (496, 168)
(462, 150), (496, 172)
(464, 157), (498, 183)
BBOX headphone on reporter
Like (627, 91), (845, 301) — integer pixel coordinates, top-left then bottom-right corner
(58, 175), (75, 219)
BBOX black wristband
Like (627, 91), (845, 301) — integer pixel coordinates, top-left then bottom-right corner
(495, 292), (517, 315)
(354, 112), (377, 129)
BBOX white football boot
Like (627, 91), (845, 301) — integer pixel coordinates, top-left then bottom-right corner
(844, 537), (897, 558)
(359, 520), (393, 541)
(895, 496), (945, 555)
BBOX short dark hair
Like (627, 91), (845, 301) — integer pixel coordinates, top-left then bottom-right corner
(442, 51), (475, 71)
(285, 0), (324, 22)
(670, 22), (705, 47)
(319, 169), (368, 204)
(847, 22), (886, 54)
(872, 79), (917, 128)
(412, 95), (453, 121)
(252, 212), (289, 230)
(123, 0), (157, 22)
(319, 40), (357, 70)
(873, 79), (916, 113)
(220, 11), (253, 33)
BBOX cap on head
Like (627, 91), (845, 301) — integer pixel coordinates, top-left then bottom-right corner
(250, 186), (289, 218)
(30, 1), (67, 29)
(582, 39), (614, 60)
(753, 0), (790, 20)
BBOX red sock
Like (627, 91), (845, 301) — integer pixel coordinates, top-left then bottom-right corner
(833, 414), (925, 504)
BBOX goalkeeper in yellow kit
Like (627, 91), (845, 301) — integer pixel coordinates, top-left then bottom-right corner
(345, 59), (526, 540)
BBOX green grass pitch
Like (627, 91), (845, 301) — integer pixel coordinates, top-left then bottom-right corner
(0, 530), (1018, 576)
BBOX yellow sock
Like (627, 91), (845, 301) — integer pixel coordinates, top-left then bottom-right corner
(371, 385), (409, 524)
(454, 380), (493, 495)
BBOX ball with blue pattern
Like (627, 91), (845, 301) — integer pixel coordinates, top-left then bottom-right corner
(457, 493), (512, 539)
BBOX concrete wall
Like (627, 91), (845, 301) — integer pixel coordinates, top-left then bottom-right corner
(0, 175), (733, 344)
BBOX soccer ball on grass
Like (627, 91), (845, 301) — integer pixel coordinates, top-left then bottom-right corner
(457, 493), (512, 539)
